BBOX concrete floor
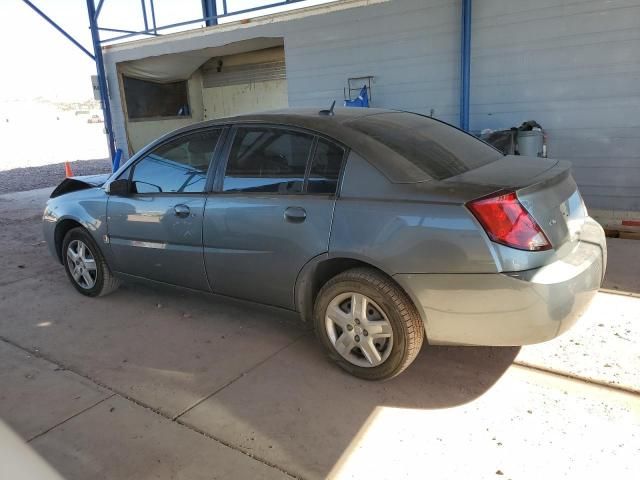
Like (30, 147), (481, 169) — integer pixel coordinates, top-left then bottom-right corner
(0, 188), (638, 480)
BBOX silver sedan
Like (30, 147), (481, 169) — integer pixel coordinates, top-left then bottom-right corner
(43, 108), (606, 379)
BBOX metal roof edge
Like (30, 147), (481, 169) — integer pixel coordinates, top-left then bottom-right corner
(102, 0), (389, 55)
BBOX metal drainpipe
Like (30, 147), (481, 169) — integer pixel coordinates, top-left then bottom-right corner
(86, 0), (116, 161)
(460, 0), (472, 131)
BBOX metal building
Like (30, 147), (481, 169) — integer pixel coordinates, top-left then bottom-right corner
(26, 0), (640, 228)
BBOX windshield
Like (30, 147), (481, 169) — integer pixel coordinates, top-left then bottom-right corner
(346, 112), (502, 181)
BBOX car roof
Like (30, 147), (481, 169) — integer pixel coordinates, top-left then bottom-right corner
(195, 107), (402, 144)
(231, 107), (397, 123)
(165, 107), (436, 183)
(210, 106), (392, 125)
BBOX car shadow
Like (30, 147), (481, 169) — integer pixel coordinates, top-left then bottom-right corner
(90, 279), (521, 478)
(174, 318), (520, 479)
(148, 283), (522, 478)
(0, 266), (520, 480)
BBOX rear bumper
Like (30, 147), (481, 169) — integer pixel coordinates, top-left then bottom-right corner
(394, 217), (606, 346)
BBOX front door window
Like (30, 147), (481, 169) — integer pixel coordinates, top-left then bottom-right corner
(131, 130), (221, 194)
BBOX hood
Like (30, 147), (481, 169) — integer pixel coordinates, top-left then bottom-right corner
(50, 173), (111, 198)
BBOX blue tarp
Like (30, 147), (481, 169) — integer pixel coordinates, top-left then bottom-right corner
(344, 85), (369, 108)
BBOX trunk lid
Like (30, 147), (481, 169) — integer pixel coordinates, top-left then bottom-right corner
(447, 155), (586, 249)
(445, 155), (559, 189)
(517, 164), (586, 249)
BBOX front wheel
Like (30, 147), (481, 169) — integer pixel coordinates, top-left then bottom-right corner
(62, 227), (120, 297)
(313, 268), (424, 380)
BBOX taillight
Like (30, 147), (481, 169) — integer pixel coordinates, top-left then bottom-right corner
(467, 191), (551, 251)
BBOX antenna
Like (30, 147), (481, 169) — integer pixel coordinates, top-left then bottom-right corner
(319, 100), (336, 116)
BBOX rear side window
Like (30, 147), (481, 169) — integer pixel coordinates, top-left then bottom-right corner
(131, 129), (221, 193)
(307, 139), (344, 194)
(346, 112), (502, 180)
(223, 127), (313, 194)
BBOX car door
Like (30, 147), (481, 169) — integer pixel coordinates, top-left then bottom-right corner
(107, 127), (224, 291)
(203, 125), (346, 309)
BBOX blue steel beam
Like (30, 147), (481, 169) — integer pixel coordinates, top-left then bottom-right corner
(98, 27), (157, 36)
(459, 0), (472, 131)
(25, 0), (336, 163)
(149, 0), (157, 34)
(86, 0), (116, 161)
(94, 0), (105, 20)
(141, 0), (149, 31)
(21, 0), (95, 60)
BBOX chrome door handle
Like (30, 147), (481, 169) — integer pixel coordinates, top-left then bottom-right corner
(284, 206), (307, 223)
(174, 204), (190, 218)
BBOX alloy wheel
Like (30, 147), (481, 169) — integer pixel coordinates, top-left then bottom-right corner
(66, 239), (98, 289)
(324, 292), (394, 368)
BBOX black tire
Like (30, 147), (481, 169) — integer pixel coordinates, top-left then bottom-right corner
(313, 267), (424, 380)
(61, 227), (120, 297)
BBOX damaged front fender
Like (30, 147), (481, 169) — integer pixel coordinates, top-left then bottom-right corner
(50, 173), (111, 198)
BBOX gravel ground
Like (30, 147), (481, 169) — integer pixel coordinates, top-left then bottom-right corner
(0, 158), (112, 194)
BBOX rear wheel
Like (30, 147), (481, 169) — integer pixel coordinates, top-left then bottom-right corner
(313, 268), (424, 380)
(62, 227), (119, 297)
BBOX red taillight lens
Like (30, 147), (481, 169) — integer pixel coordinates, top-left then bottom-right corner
(467, 191), (551, 251)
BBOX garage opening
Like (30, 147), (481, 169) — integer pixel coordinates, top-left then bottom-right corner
(118, 38), (288, 153)
(122, 76), (191, 120)
(201, 46), (287, 120)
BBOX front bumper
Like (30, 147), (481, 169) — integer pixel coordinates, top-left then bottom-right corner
(394, 217), (606, 346)
(42, 205), (59, 261)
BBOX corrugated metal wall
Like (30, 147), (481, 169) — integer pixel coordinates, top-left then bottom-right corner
(284, 1), (461, 124)
(105, 0), (640, 211)
(472, 0), (640, 211)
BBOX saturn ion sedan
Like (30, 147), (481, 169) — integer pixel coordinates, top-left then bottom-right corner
(43, 108), (606, 380)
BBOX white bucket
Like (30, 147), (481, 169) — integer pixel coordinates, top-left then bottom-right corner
(517, 130), (544, 157)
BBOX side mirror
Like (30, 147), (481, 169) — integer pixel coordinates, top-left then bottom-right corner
(108, 178), (131, 196)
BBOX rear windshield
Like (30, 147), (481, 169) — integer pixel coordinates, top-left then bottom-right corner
(346, 112), (502, 180)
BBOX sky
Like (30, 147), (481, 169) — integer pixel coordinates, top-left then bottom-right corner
(0, 0), (331, 103)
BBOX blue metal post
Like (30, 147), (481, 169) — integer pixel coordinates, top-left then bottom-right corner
(202, 0), (218, 26)
(86, 0), (116, 161)
(459, 0), (472, 131)
(112, 148), (122, 172)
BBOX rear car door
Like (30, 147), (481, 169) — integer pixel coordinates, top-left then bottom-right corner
(203, 125), (346, 308)
(107, 128), (223, 291)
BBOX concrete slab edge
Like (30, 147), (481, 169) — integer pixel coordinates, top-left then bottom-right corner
(513, 361), (640, 396)
(599, 288), (640, 299)
(27, 395), (116, 443)
(172, 333), (309, 421)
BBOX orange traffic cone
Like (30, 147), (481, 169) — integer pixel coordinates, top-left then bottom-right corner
(64, 161), (74, 178)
